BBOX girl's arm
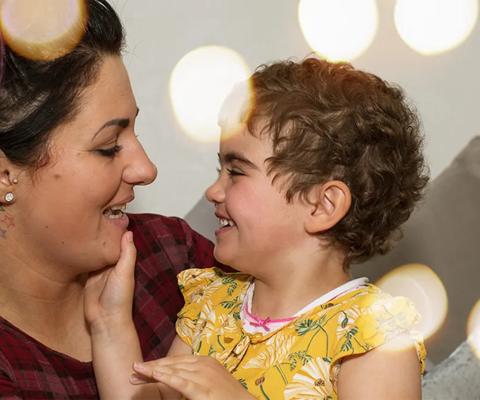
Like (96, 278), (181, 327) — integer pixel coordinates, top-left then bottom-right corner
(90, 319), (162, 399)
(86, 231), (254, 400)
(337, 336), (422, 400)
(85, 231), (184, 399)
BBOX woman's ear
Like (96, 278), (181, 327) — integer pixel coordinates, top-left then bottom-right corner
(304, 180), (351, 234)
(0, 150), (20, 205)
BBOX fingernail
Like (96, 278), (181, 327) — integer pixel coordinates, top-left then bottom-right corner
(133, 361), (145, 371)
(126, 231), (133, 242)
(130, 374), (144, 384)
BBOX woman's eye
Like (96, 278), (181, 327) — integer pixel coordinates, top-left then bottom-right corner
(96, 144), (122, 158)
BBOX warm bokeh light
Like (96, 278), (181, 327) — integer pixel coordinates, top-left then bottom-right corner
(0, 0), (86, 61)
(376, 263), (448, 341)
(394, 0), (478, 55)
(169, 46), (251, 143)
(217, 80), (254, 140)
(297, 0), (378, 61)
(467, 299), (480, 358)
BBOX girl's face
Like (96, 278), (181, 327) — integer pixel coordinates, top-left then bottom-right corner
(205, 126), (309, 276)
(10, 56), (157, 277)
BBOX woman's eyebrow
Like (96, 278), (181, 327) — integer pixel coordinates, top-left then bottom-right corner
(92, 108), (139, 141)
(92, 118), (129, 141)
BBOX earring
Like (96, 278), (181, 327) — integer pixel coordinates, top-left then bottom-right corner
(4, 192), (14, 203)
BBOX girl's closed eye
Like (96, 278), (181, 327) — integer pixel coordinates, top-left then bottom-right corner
(96, 144), (123, 158)
(227, 167), (244, 176)
(216, 166), (244, 176)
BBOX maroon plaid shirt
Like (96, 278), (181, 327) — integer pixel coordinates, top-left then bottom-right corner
(0, 213), (216, 399)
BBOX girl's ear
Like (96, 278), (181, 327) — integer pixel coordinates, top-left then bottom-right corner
(304, 180), (352, 234)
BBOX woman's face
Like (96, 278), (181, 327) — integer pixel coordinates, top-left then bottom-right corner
(12, 56), (157, 277)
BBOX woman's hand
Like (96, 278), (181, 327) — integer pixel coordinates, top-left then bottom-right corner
(131, 355), (255, 400)
(84, 230), (137, 334)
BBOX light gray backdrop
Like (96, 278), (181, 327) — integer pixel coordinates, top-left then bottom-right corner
(110, 0), (480, 226)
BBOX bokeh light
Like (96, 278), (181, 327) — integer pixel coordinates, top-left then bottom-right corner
(169, 46), (251, 143)
(297, 0), (378, 61)
(394, 0), (478, 55)
(217, 79), (254, 140)
(0, 0), (86, 61)
(376, 263), (448, 341)
(467, 299), (480, 358)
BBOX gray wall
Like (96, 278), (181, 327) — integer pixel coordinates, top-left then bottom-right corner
(110, 0), (480, 222)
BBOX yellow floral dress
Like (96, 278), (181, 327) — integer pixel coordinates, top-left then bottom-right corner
(176, 268), (426, 400)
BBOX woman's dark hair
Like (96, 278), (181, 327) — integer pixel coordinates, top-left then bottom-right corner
(247, 58), (429, 266)
(0, 35), (4, 87)
(0, 0), (124, 167)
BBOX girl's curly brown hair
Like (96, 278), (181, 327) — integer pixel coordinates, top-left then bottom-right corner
(246, 58), (429, 266)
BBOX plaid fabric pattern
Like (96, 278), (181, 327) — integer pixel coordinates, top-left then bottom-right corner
(0, 213), (216, 399)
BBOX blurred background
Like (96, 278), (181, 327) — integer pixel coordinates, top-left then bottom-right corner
(1, 0), (479, 391)
(103, 0), (480, 219)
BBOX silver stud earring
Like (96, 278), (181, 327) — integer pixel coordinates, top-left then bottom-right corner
(4, 192), (15, 203)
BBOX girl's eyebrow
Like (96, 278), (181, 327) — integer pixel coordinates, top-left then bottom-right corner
(218, 151), (259, 170)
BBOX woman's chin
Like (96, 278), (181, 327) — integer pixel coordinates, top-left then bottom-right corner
(103, 245), (122, 267)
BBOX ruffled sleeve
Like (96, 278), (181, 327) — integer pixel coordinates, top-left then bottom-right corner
(175, 267), (224, 347)
(331, 288), (426, 374)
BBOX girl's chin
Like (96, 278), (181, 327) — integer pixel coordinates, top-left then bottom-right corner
(213, 253), (243, 273)
(213, 248), (230, 265)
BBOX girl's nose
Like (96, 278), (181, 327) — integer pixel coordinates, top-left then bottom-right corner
(205, 177), (225, 205)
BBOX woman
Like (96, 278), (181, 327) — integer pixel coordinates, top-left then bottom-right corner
(0, 1), (215, 398)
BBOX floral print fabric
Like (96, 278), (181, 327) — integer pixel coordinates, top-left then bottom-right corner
(176, 268), (426, 400)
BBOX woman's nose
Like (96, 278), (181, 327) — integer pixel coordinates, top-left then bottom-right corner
(123, 141), (158, 186)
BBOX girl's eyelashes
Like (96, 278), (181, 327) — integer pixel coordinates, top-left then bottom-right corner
(226, 167), (244, 176)
(96, 144), (123, 158)
(216, 166), (245, 176)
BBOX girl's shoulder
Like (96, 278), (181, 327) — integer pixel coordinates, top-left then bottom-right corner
(336, 283), (420, 325)
(327, 284), (426, 372)
(177, 267), (251, 305)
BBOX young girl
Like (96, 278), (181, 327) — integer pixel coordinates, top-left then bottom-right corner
(86, 58), (428, 399)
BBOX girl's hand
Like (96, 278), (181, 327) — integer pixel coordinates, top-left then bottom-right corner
(131, 355), (255, 400)
(84, 230), (137, 334)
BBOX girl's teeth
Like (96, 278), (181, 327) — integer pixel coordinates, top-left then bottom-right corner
(219, 218), (234, 227)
